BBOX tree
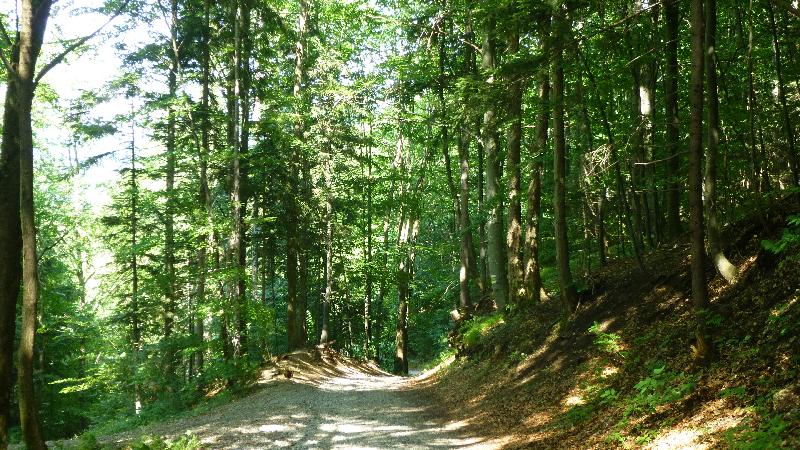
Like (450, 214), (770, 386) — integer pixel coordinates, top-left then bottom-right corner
(552, 7), (578, 313)
(480, 11), (508, 310)
(689, 0), (712, 361)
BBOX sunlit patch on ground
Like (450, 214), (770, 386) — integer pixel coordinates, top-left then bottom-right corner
(96, 349), (497, 449)
(643, 399), (749, 449)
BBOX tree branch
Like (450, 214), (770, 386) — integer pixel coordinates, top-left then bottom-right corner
(0, 19), (13, 47)
(34, 0), (130, 86)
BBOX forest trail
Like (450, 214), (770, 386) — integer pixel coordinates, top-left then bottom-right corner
(96, 350), (496, 449)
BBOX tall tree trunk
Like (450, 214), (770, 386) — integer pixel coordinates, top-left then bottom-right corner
(481, 13), (508, 310)
(664, 0), (682, 237)
(17, 1), (53, 447)
(0, 44), (22, 449)
(506, 15), (524, 306)
(552, 11), (578, 313)
(646, 4), (663, 244)
(476, 114), (489, 297)
(767, 1), (799, 186)
(394, 210), (411, 375)
(704, 0), (738, 284)
(746, 0), (762, 192)
(689, 0), (712, 360)
(320, 139), (334, 345)
(163, 0), (179, 382)
(238, 0), (252, 355)
(364, 141), (373, 358)
(129, 107), (142, 415)
(289, 0), (310, 350)
(523, 16), (551, 305)
(455, 4), (481, 310)
(193, 0), (213, 376)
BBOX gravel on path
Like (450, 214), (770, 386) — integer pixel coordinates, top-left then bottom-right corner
(98, 352), (498, 449)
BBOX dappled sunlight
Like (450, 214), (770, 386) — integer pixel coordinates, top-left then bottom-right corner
(104, 350), (494, 449)
(644, 399), (749, 449)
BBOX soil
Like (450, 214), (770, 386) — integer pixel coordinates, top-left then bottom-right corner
(91, 350), (500, 449)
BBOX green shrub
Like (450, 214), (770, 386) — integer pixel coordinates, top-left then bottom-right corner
(761, 215), (800, 254)
(624, 365), (695, 418)
(588, 322), (624, 356)
(461, 313), (504, 348)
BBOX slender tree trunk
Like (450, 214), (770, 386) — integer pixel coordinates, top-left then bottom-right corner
(767, 1), (799, 186)
(476, 114), (489, 297)
(0, 44), (22, 449)
(523, 16), (551, 305)
(364, 142), (373, 359)
(193, 0), (212, 376)
(163, 0), (179, 382)
(506, 16), (524, 306)
(394, 211), (411, 375)
(481, 13), (508, 310)
(320, 139), (334, 345)
(746, 0), (761, 192)
(552, 12), (578, 313)
(455, 5), (481, 310)
(664, 0), (682, 237)
(524, 161), (544, 305)
(17, 1), (53, 448)
(704, 0), (738, 284)
(129, 108), (142, 415)
(238, 0), (252, 354)
(689, 0), (712, 360)
(288, 0), (310, 351)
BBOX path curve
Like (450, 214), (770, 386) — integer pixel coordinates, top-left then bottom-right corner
(102, 353), (495, 449)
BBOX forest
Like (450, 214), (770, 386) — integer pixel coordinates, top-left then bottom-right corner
(0, 0), (799, 448)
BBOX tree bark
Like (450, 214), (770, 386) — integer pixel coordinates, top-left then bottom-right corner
(552, 11), (578, 313)
(163, 0), (179, 382)
(664, 0), (682, 237)
(704, 0), (738, 284)
(193, 0), (213, 376)
(364, 141), (373, 358)
(689, 0), (712, 360)
(506, 15), (524, 306)
(17, 0), (53, 447)
(0, 44), (22, 449)
(523, 16), (551, 305)
(767, 0), (799, 186)
(320, 138), (334, 345)
(481, 13), (508, 310)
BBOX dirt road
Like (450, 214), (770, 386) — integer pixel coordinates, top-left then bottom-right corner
(100, 353), (496, 449)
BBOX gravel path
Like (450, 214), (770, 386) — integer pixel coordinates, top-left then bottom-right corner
(102, 357), (495, 449)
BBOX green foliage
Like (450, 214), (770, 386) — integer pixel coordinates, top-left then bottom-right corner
(624, 365), (696, 418)
(128, 434), (201, 450)
(461, 313), (504, 349)
(761, 215), (800, 254)
(588, 322), (624, 356)
(725, 414), (789, 450)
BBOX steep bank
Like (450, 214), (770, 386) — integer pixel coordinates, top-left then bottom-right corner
(423, 195), (800, 448)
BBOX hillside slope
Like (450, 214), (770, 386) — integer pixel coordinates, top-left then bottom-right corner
(423, 195), (800, 449)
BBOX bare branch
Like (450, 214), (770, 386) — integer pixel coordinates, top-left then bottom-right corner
(34, 0), (131, 86)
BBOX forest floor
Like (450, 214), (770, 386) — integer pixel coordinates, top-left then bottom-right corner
(421, 192), (800, 449)
(67, 349), (500, 449)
